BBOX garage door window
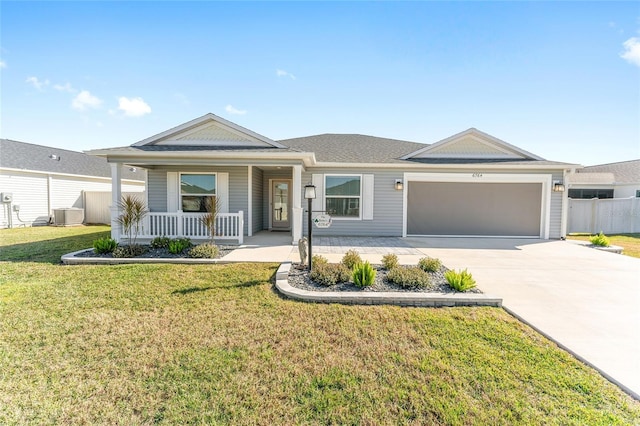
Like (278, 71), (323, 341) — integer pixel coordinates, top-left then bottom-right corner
(325, 175), (361, 218)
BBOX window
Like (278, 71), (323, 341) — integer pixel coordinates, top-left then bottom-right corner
(568, 188), (614, 199)
(325, 175), (361, 218)
(180, 173), (216, 212)
(636, 190), (640, 198)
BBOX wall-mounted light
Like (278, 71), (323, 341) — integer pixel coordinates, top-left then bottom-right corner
(129, 167), (137, 172)
(48, 154), (60, 161)
(553, 181), (565, 192)
(395, 179), (404, 190)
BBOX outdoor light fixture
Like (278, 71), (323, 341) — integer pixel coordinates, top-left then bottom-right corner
(48, 154), (60, 161)
(304, 183), (316, 200)
(129, 167), (137, 172)
(553, 181), (565, 192)
(304, 183), (316, 271)
(395, 179), (404, 190)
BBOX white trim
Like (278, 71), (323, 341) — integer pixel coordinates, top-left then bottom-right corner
(132, 113), (287, 148)
(401, 128), (545, 161)
(247, 166), (253, 237)
(324, 173), (363, 221)
(402, 172), (552, 239)
(269, 178), (292, 230)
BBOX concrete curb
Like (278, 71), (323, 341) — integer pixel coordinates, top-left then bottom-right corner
(502, 306), (639, 401)
(61, 249), (233, 265)
(275, 262), (502, 308)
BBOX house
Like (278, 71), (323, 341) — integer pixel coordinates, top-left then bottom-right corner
(566, 159), (640, 199)
(87, 113), (579, 244)
(0, 139), (145, 228)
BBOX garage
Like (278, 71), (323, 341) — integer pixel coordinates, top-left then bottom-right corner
(406, 181), (543, 237)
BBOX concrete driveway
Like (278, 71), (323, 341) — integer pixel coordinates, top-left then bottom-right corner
(405, 237), (640, 400)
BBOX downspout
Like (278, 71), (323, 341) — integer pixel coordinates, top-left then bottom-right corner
(47, 174), (53, 223)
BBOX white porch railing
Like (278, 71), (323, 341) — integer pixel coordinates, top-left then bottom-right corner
(128, 211), (244, 244)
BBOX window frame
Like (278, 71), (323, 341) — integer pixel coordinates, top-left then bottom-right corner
(179, 172), (217, 213)
(324, 173), (363, 220)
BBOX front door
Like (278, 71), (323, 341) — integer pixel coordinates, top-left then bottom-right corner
(271, 180), (291, 230)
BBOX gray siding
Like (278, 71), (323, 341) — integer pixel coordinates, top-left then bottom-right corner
(146, 166), (249, 235)
(549, 171), (563, 239)
(302, 168), (403, 237)
(251, 167), (264, 234)
(303, 167), (567, 239)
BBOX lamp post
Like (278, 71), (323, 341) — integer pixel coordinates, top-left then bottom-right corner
(304, 183), (316, 271)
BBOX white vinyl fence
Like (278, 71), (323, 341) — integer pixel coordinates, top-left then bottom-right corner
(84, 191), (146, 224)
(568, 197), (640, 234)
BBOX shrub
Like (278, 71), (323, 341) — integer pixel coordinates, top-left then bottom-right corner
(310, 263), (351, 286)
(150, 236), (171, 249)
(352, 261), (376, 288)
(341, 249), (362, 269)
(168, 238), (192, 255)
(387, 266), (431, 289)
(590, 232), (610, 247)
(112, 244), (147, 258)
(188, 243), (219, 259)
(418, 257), (442, 273)
(445, 269), (477, 292)
(312, 254), (329, 266)
(382, 253), (399, 270)
(93, 237), (117, 254)
(116, 195), (148, 247)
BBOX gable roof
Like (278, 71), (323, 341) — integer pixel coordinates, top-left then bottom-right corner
(280, 134), (427, 163)
(133, 113), (286, 149)
(0, 139), (142, 180)
(401, 128), (544, 161)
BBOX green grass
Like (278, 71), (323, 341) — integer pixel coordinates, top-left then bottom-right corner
(567, 233), (640, 258)
(1, 227), (639, 424)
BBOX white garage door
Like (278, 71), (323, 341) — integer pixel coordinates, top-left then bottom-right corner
(407, 182), (542, 237)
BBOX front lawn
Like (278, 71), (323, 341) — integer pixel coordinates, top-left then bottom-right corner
(567, 233), (640, 258)
(1, 227), (638, 424)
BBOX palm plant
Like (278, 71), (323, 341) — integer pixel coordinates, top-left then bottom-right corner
(116, 195), (148, 246)
(199, 196), (222, 243)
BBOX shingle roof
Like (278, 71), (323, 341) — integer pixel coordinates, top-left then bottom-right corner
(279, 134), (427, 163)
(577, 160), (640, 184)
(0, 139), (142, 180)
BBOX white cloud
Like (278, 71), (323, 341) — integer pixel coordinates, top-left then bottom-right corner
(117, 96), (151, 117)
(225, 104), (247, 115)
(72, 90), (103, 111)
(54, 82), (76, 93)
(0, 60), (6, 69)
(26, 76), (49, 90)
(621, 37), (640, 67)
(276, 69), (296, 80)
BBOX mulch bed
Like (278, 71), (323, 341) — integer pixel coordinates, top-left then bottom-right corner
(74, 245), (236, 259)
(287, 263), (482, 294)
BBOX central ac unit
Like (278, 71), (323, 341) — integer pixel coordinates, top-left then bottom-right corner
(52, 208), (85, 226)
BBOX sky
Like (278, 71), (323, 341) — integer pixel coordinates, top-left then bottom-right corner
(1, 1), (639, 166)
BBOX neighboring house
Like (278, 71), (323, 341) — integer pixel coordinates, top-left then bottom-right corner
(0, 139), (145, 228)
(566, 159), (640, 199)
(87, 113), (579, 244)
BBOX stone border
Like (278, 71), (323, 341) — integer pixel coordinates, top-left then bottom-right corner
(61, 249), (231, 265)
(275, 262), (502, 307)
(592, 245), (623, 254)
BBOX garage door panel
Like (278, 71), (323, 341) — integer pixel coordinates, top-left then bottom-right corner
(407, 182), (542, 236)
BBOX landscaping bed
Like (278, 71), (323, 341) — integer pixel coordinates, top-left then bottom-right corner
(288, 263), (482, 294)
(73, 244), (236, 260)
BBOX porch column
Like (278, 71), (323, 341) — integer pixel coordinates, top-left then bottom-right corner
(247, 166), (253, 237)
(292, 165), (303, 244)
(110, 163), (123, 241)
